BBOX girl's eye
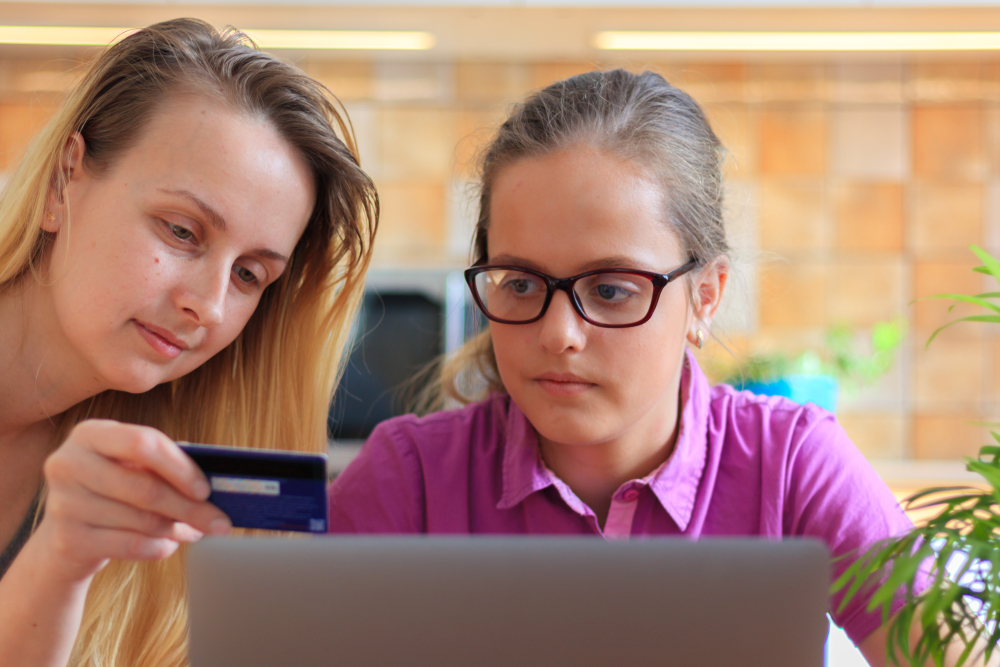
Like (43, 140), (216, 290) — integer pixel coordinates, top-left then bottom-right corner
(234, 266), (258, 285)
(170, 224), (194, 241)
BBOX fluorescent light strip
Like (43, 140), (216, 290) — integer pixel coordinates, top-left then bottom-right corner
(0, 26), (435, 50)
(594, 31), (1000, 52)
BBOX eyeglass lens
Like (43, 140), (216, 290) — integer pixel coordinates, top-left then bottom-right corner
(473, 269), (656, 325)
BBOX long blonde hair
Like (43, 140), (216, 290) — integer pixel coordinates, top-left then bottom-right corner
(0, 19), (378, 667)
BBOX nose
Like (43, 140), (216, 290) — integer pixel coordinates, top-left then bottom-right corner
(175, 260), (228, 328)
(537, 290), (587, 354)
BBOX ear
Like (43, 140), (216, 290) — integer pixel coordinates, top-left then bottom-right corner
(43, 132), (85, 233)
(686, 259), (729, 347)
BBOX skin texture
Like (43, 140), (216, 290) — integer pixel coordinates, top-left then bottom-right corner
(486, 145), (726, 527)
(0, 93), (315, 667)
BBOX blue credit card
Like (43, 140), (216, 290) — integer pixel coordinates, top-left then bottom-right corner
(178, 443), (328, 534)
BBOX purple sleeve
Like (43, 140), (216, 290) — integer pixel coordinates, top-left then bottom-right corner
(327, 419), (426, 533)
(783, 410), (916, 645)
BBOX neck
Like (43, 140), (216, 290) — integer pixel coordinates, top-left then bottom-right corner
(538, 365), (686, 528)
(0, 275), (104, 440)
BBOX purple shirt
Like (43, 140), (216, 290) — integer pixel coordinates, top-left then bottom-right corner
(329, 351), (914, 644)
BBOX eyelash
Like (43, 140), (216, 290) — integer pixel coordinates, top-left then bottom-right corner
(165, 221), (261, 289)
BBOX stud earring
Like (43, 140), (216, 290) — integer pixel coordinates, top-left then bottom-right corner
(46, 211), (55, 222)
(695, 329), (705, 349)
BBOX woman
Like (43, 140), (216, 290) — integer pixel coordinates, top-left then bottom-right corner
(328, 69), (942, 666)
(0, 19), (377, 667)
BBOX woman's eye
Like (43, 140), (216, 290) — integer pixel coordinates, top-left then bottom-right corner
(503, 278), (540, 296)
(593, 282), (637, 302)
(170, 224), (194, 241)
(234, 266), (259, 285)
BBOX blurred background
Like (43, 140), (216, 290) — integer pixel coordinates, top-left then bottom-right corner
(3, 0), (999, 489)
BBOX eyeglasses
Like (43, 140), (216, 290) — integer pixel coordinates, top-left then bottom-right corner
(464, 260), (698, 328)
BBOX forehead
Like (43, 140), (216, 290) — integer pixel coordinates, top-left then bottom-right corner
(487, 146), (685, 273)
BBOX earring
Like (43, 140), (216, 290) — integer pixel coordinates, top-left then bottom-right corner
(695, 329), (705, 349)
(46, 211), (55, 223)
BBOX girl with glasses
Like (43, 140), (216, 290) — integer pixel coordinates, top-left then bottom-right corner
(330, 70), (921, 665)
(0, 19), (377, 667)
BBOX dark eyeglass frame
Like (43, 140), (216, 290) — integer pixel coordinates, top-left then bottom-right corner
(464, 260), (699, 329)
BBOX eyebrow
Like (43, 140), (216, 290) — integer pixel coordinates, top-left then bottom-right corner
(159, 187), (289, 265)
(488, 254), (658, 274)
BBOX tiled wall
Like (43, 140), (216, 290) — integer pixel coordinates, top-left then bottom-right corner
(3, 56), (998, 462)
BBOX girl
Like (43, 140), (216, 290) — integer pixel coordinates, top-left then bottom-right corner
(329, 69), (930, 666)
(0, 19), (377, 667)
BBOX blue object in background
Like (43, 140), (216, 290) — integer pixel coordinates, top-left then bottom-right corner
(737, 374), (839, 413)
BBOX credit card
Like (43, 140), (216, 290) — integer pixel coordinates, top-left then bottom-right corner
(178, 443), (328, 534)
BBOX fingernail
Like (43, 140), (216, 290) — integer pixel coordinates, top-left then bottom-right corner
(209, 518), (232, 535)
(193, 479), (211, 499)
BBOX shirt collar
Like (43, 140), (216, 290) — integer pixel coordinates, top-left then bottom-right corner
(496, 349), (712, 530)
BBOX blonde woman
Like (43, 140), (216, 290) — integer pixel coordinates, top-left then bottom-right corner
(0, 19), (377, 667)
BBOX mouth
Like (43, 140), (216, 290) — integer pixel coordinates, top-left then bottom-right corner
(534, 372), (596, 397)
(133, 320), (188, 359)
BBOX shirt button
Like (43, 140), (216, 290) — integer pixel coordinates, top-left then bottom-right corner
(622, 488), (640, 503)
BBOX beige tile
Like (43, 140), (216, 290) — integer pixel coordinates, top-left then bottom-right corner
(912, 260), (987, 337)
(833, 182), (904, 253)
(908, 63), (984, 103)
(374, 182), (447, 257)
(910, 183), (982, 256)
(455, 62), (530, 104)
(830, 64), (904, 104)
(757, 261), (827, 329)
(913, 336), (984, 406)
(705, 103), (757, 180)
(828, 259), (904, 327)
(758, 108), (827, 176)
(912, 104), (985, 181)
(747, 63), (828, 104)
(453, 108), (507, 178)
(829, 107), (907, 180)
(303, 61), (373, 101)
(670, 62), (747, 105)
(837, 413), (906, 459)
(757, 179), (825, 253)
(378, 107), (457, 180)
(0, 101), (57, 171)
(529, 62), (598, 91)
(913, 414), (987, 460)
(374, 62), (454, 103)
(984, 106), (1000, 177)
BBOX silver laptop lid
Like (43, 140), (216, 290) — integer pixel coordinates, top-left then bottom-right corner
(188, 536), (829, 667)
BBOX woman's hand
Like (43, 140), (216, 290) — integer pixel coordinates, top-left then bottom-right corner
(35, 419), (232, 583)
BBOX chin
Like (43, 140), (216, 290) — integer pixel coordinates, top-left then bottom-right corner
(101, 363), (172, 395)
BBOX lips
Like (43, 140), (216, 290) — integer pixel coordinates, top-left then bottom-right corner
(534, 371), (596, 397)
(133, 319), (189, 359)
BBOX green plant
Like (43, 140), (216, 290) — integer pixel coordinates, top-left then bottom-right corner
(834, 245), (1000, 667)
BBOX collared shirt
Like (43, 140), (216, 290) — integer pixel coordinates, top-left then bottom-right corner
(329, 350), (915, 644)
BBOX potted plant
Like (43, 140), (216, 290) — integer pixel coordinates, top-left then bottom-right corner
(833, 245), (1000, 667)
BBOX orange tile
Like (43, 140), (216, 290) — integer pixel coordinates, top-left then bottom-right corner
(379, 107), (457, 180)
(758, 179), (825, 253)
(373, 182), (447, 258)
(453, 108), (507, 177)
(670, 62), (747, 104)
(913, 414), (988, 460)
(747, 63), (828, 103)
(303, 61), (373, 101)
(455, 62), (530, 104)
(758, 108), (827, 176)
(913, 336), (984, 406)
(833, 182), (904, 253)
(0, 101), (58, 171)
(529, 63), (598, 91)
(705, 103), (757, 180)
(836, 412), (906, 459)
(828, 259), (904, 327)
(909, 63), (984, 103)
(757, 261), (827, 329)
(912, 104), (985, 181)
(912, 259), (986, 336)
(910, 183), (982, 256)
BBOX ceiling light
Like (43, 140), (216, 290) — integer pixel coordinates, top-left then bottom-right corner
(594, 31), (1000, 52)
(0, 26), (436, 51)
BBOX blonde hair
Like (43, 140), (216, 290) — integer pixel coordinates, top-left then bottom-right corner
(0, 19), (377, 667)
(430, 69), (728, 409)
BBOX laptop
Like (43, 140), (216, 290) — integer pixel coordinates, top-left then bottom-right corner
(187, 536), (830, 667)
